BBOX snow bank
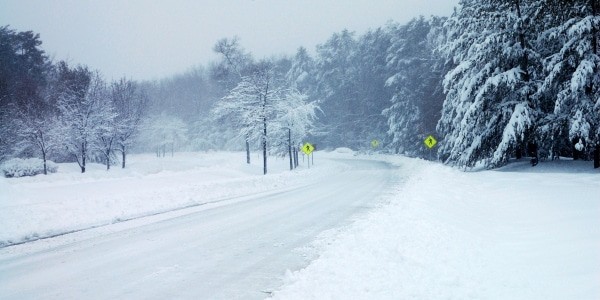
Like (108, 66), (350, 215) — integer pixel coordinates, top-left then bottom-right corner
(272, 158), (600, 299)
(333, 147), (354, 154)
(0, 152), (340, 247)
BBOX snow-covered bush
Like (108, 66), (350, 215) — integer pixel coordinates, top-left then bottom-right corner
(1, 158), (58, 178)
(334, 147), (354, 154)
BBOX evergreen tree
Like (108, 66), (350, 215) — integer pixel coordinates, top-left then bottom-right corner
(384, 17), (444, 156)
(312, 28), (394, 150)
(353, 27), (394, 151)
(313, 30), (359, 148)
(0, 26), (50, 161)
(536, 0), (600, 159)
(437, 0), (541, 168)
(286, 47), (316, 95)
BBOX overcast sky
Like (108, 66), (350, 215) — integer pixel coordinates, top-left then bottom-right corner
(1, 0), (458, 81)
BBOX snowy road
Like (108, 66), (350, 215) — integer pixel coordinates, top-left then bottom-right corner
(0, 158), (398, 299)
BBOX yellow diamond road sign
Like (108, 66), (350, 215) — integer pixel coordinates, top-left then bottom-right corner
(424, 135), (437, 149)
(371, 139), (380, 148)
(302, 143), (315, 155)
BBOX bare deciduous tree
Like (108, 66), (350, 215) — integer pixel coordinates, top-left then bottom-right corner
(111, 78), (147, 168)
(58, 72), (114, 173)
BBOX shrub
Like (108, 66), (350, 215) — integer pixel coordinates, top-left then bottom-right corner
(1, 158), (58, 178)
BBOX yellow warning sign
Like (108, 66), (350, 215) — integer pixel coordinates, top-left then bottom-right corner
(424, 135), (437, 149)
(371, 139), (380, 148)
(302, 143), (315, 155)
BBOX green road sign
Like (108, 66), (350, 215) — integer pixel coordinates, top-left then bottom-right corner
(424, 135), (437, 149)
(302, 143), (315, 155)
(371, 139), (380, 148)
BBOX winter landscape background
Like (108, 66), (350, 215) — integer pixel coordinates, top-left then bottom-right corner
(1, 0), (599, 299)
(2, 0), (600, 169)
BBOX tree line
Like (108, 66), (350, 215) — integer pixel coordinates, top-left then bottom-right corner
(1, 26), (146, 173)
(2, 0), (599, 172)
(437, 0), (600, 168)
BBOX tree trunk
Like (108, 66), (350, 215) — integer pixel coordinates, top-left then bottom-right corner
(81, 143), (86, 173)
(42, 149), (47, 175)
(122, 145), (126, 168)
(515, 0), (537, 158)
(573, 137), (580, 160)
(263, 116), (267, 175)
(594, 145), (600, 168)
(246, 139), (250, 164)
(292, 147), (298, 169)
(106, 150), (110, 171)
(288, 128), (293, 170)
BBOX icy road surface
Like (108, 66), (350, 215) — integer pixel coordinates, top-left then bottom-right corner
(0, 158), (399, 299)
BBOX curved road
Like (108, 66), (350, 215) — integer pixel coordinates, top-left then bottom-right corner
(0, 158), (398, 299)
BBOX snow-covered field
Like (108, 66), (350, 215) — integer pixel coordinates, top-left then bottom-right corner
(1, 151), (598, 299)
(0, 150), (401, 299)
(272, 157), (600, 300)
(0, 151), (340, 247)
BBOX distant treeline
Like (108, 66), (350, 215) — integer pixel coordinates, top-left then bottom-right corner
(1, 0), (599, 170)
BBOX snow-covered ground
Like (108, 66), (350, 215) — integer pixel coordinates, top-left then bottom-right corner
(0, 150), (405, 299)
(0, 152), (341, 247)
(1, 151), (598, 299)
(272, 156), (600, 300)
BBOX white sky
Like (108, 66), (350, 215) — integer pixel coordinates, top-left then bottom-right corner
(1, 0), (458, 81)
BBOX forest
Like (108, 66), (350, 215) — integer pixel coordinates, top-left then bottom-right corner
(1, 0), (599, 173)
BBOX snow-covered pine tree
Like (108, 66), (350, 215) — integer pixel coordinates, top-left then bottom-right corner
(313, 28), (394, 150)
(313, 30), (359, 148)
(437, 0), (541, 168)
(353, 27), (394, 151)
(384, 17), (444, 156)
(0, 26), (50, 162)
(536, 0), (600, 159)
(286, 47), (316, 95)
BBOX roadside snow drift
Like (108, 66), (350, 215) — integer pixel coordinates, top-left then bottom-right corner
(1, 152), (597, 299)
(272, 157), (600, 300)
(0, 152), (332, 247)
